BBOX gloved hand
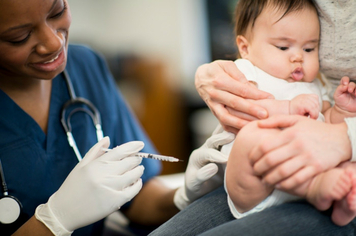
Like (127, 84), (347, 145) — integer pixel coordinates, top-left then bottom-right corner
(174, 125), (235, 210)
(35, 137), (145, 235)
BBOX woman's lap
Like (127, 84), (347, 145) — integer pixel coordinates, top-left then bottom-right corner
(199, 199), (356, 236)
(149, 186), (234, 236)
(150, 186), (356, 236)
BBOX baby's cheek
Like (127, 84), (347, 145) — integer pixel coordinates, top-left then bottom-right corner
(269, 65), (289, 80)
(305, 66), (319, 82)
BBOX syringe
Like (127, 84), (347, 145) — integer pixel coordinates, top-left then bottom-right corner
(101, 148), (182, 162)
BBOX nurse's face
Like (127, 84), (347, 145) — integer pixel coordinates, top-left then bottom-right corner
(0, 0), (71, 81)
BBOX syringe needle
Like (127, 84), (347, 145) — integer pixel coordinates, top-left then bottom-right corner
(135, 153), (182, 162)
(101, 148), (182, 162)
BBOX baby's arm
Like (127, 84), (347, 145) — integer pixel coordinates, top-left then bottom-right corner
(324, 77), (356, 124)
(248, 94), (320, 119)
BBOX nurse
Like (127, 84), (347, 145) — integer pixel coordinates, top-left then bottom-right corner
(0, 0), (232, 235)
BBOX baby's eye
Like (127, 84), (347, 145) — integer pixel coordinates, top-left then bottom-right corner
(276, 46), (288, 51)
(304, 48), (315, 52)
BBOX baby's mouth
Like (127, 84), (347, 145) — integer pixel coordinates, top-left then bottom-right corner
(291, 68), (304, 81)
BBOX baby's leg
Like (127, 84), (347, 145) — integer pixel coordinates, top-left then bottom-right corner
(225, 121), (279, 213)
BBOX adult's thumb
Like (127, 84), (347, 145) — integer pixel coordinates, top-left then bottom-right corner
(81, 136), (110, 164)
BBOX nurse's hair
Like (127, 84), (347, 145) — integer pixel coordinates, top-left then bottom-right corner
(234, 0), (320, 38)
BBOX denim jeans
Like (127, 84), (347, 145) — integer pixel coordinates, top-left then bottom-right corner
(149, 186), (234, 236)
(150, 186), (356, 236)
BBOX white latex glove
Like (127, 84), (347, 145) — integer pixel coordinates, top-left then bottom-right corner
(35, 137), (145, 235)
(174, 125), (235, 210)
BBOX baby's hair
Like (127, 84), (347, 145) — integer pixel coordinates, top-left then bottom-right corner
(234, 0), (319, 37)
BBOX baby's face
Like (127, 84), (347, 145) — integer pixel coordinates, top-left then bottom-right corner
(243, 5), (320, 83)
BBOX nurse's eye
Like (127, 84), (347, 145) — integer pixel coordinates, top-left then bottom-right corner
(51, 2), (67, 19)
(304, 48), (315, 52)
(276, 46), (288, 51)
(9, 32), (32, 45)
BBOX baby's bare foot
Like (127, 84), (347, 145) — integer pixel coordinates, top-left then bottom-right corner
(306, 168), (352, 211)
(331, 168), (356, 226)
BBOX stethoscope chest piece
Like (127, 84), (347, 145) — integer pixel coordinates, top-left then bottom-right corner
(0, 195), (21, 224)
(0, 159), (22, 224)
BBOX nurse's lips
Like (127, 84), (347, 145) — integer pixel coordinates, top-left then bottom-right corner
(43, 54), (59, 64)
(31, 50), (65, 72)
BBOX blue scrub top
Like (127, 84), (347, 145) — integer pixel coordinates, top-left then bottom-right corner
(0, 44), (161, 235)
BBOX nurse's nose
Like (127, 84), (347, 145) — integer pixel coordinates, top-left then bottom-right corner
(35, 26), (63, 55)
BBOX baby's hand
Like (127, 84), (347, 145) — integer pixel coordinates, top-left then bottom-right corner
(334, 76), (356, 112)
(289, 94), (320, 119)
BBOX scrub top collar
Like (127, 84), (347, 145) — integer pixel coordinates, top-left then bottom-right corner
(0, 73), (69, 152)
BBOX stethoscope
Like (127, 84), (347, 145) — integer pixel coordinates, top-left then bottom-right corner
(61, 69), (104, 162)
(0, 70), (104, 224)
(0, 160), (22, 224)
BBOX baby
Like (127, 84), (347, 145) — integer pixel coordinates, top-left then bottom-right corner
(221, 0), (356, 226)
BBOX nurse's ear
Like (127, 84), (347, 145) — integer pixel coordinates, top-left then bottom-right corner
(236, 35), (250, 59)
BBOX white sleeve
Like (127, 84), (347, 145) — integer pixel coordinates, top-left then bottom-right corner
(224, 172), (300, 219)
(234, 59), (258, 83)
(313, 79), (331, 103)
(345, 117), (356, 162)
(317, 112), (325, 122)
(226, 188), (300, 219)
(320, 73), (336, 105)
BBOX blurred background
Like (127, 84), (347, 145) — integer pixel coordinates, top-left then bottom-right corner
(69, 0), (238, 175)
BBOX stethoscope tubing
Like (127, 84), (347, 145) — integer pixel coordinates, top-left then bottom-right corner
(61, 70), (104, 161)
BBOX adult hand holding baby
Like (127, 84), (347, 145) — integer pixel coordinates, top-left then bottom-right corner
(249, 115), (351, 190)
(195, 60), (273, 133)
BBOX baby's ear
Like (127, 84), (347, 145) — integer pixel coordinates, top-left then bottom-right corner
(236, 35), (249, 58)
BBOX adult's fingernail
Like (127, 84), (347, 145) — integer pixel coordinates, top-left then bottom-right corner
(257, 110), (268, 119)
